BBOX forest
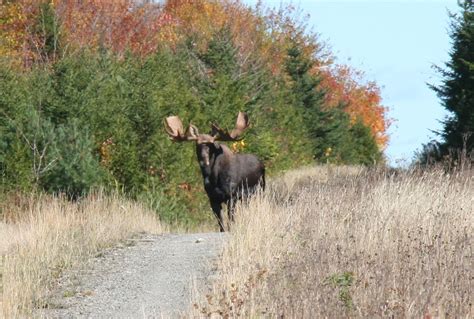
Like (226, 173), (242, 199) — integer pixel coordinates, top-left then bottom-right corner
(0, 0), (390, 225)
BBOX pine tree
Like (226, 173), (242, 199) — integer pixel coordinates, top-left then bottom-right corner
(198, 27), (266, 127)
(431, 0), (474, 161)
(39, 120), (106, 199)
(35, 1), (61, 64)
(284, 42), (327, 158)
(284, 42), (382, 164)
(285, 45), (325, 111)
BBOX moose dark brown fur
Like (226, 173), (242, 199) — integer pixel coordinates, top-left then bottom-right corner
(164, 112), (265, 232)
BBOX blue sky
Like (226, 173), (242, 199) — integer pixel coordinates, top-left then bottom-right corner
(244, 0), (459, 165)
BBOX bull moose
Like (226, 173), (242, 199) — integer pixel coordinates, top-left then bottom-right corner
(164, 112), (265, 232)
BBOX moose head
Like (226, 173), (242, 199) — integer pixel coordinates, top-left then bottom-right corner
(164, 112), (265, 232)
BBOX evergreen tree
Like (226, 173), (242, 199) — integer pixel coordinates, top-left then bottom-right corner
(190, 28), (282, 163)
(39, 120), (106, 199)
(284, 42), (327, 158)
(348, 119), (382, 165)
(430, 0), (474, 161)
(284, 43), (382, 164)
(285, 45), (325, 110)
(198, 27), (266, 127)
(35, 1), (61, 63)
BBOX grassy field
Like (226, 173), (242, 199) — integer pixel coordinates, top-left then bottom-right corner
(192, 165), (473, 318)
(0, 192), (164, 318)
(1, 165), (472, 318)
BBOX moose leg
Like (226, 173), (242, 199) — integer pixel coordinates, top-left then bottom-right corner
(210, 201), (225, 232)
(227, 198), (236, 224)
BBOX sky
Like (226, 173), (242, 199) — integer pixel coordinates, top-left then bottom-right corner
(243, 0), (459, 165)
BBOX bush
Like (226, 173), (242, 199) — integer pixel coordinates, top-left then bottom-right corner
(39, 120), (106, 199)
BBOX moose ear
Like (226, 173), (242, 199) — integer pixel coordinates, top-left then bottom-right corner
(187, 124), (200, 139)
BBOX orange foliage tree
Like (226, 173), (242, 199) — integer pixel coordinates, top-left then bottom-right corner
(0, 0), (41, 66)
(164, 1), (331, 76)
(55, 0), (177, 57)
(1, 0), (178, 66)
(320, 65), (390, 149)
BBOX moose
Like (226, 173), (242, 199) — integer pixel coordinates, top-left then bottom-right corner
(164, 112), (265, 232)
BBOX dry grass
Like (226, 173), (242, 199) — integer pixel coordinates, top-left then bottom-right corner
(0, 192), (164, 318)
(192, 165), (474, 318)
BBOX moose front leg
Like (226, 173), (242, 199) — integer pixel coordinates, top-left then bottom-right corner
(210, 201), (225, 232)
(227, 198), (236, 224)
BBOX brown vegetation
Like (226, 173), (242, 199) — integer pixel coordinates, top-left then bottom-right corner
(193, 165), (473, 318)
(0, 192), (163, 317)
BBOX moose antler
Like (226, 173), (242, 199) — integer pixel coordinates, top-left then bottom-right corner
(164, 116), (198, 142)
(212, 112), (250, 141)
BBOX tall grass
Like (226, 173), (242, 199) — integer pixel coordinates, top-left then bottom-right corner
(193, 166), (473, 318)
(0, 192), (164, 318)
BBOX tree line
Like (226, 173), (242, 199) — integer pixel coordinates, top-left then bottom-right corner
(0, 0), (388, 224)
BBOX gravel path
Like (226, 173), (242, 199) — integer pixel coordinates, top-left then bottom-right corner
(38, 233), (225, 319)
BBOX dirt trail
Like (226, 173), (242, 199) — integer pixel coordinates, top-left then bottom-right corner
(38, 233), (225, 319)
